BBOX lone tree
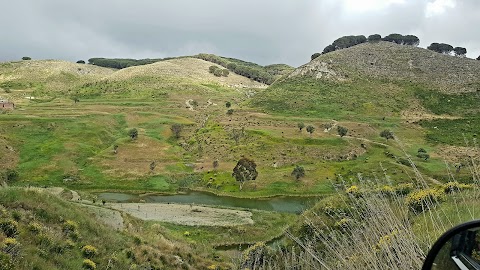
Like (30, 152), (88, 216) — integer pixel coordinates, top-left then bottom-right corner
(337, 126), (348, 137)
(291, 165), (305, 181)
(232, 157), (258, 190)
(306, 125), (315, 135)
(417, 148), (430, 161)
(297, 122), (305, 131)
(128, 128), (138, 140)
(170, 123), (183, 139)
(311, 53), (321, 61)
(76, 60), (86, 64)
(380, 129), (394, 140)
(22, 56), (31, 60)
(226, 101), (231, 108)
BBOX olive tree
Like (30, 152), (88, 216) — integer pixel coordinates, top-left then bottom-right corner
(128, 128), (138, 140)
(337, 126), (348, 137)
(306, 125), (315, 135)
(170, 123), (183, 139)
(291, 165), (305, 181)
(232, 157), (258, 190)
(380, 130), (394, 140)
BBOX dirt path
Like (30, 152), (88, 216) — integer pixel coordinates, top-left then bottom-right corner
(107, 203), (254, 227)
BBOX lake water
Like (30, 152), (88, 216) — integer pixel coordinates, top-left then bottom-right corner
(97, 191), (318, 214)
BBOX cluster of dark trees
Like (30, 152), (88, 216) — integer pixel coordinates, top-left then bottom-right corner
(427, 43), (467, 56)
(195, 54), (275, 84)
(87, 57), (177, 69)
(312, 33), (420, 60)
(209, 65), (229, 77)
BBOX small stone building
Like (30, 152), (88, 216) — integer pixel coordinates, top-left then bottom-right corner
(0, 100), (15, 110)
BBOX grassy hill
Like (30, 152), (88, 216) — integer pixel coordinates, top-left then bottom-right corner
(0, 187), (233, 269)
(1, 44), (480, 268)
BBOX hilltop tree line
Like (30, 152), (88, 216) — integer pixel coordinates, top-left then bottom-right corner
(313, 33), (420, 59)
(312, 33), (476, 61)
(87, 57), (183, 69)
(195, 54), (275, 84)
(427, 43), (467, 56)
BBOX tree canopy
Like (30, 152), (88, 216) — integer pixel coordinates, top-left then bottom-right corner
(311, 53), (321, 61)
(21, 57), (31, 60)
(453, 47), (467, 57)
(367, 34), (382, 42)
(427, 43), (454, 54)
(382, 34), (420, 46)
(76, 60), (85, 64)
(232, 158), (258, 190)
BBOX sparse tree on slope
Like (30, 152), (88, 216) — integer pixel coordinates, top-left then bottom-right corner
(453, 47), (467, 57)
(337, 126), (348, 137)
(306, 125), (315, 135)
(291, 165), (305, 181)
(311, 53), (321, 61)
(128, 128), (138, 140)
(380, 129), (394, 140)
(297, 122), (305, 131)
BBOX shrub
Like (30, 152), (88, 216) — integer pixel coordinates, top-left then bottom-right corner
(28, 222), (42, 234)
(1, 238), (21, 257)
(291, 165), (305, 181)
(337, 126), (348, 137)
(226, 109), (234, 115)
(222, 69), (229, 76)
(0, 252), (14, 270)
(82, 259), (96, 270)
(405, 189), (444, 212)
(128, 128), (138, 140)
(394, 183), (414, 195)
(208, 65), (218, 73)
(225, 101), (231, 108)
(346, 185), (361, 197)
(81, 245), (98, 258)
(76, 60), (86, 64)
(443, 182), (472, 194)
(213, 68), (223, 77)
(378, 185), (395, 196)
(62, 220), (78, 234)
(0, 220), (18, 237)
(21, 56), (31, 60)
(311, 53), (321, 61)
(380, 130), (394, 140)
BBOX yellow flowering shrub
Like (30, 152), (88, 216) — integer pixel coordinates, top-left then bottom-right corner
(405, 189), (444, 212)
(82, 259), (96, 270)
(346, 185), (361, 197)
(81, 245), (98, 258)
(442, 181), (472, 194)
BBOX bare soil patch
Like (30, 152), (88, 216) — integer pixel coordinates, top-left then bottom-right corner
(108, 203), (254, 226)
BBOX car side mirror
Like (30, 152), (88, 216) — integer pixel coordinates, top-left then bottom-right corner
(423, 220), (480, 270)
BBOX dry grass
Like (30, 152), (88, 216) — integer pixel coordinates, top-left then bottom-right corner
(106, 57), (267, 88)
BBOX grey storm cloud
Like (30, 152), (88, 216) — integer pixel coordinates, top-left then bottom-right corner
(1, 0), (479, 66)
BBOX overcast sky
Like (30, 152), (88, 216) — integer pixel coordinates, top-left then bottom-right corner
(1, 0), (479, 66)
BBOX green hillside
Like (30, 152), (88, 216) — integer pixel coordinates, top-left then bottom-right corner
(1, 44), (480, 269)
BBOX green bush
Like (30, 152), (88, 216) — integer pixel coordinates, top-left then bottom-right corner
(0, 219), (18, 237)
(0, 252), (14, 270)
